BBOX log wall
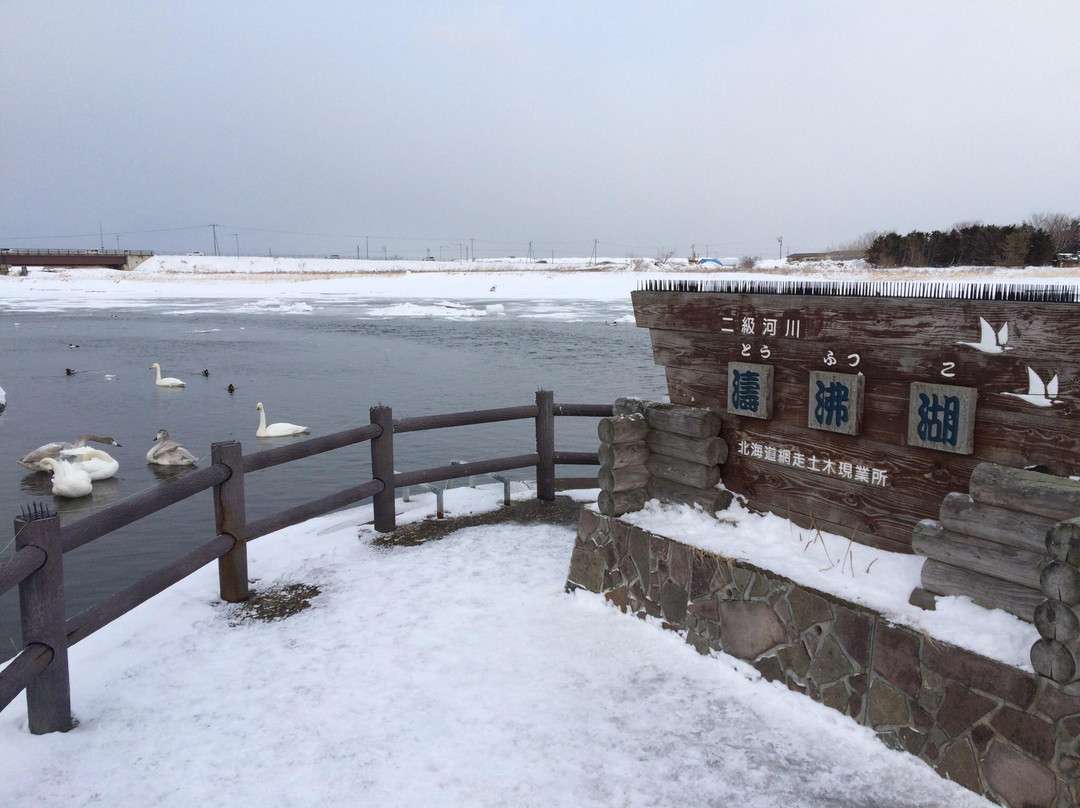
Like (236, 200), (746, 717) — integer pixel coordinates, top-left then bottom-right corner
(910, 464), (1080, 634)
(595, 399), (732, 518)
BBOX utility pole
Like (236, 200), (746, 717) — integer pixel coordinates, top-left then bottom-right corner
(527, 241), (533, 261)
(211, 224), (220, 257)
(777, 236), (783, 260)
(234, 233), (240, 257)
(382, 245), (387, 261)
(115, 234), (120, 251)
(365, 236), (369, 260)
(457, 243), (463, 261)
(591, 239), (598, 266)
(470, 238), (475, 262)
(99, 221), (104, 251)
(357, 245), (360, 259)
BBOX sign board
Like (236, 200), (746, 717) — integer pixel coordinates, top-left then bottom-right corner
(632, 280), (1080, 553)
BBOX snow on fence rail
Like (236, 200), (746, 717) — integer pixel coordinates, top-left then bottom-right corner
(0, 392), (612, 733)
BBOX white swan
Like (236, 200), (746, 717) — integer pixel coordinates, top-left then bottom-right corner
(19, 434), (122, 471)
(146, 429), (198, 466)
(39, 457), (93, 498)
(150, 362), (186, 387)
(62, 448), (119, 481)
(256, 402), (309, 437)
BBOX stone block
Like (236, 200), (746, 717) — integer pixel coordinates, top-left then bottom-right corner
(688, 597), (719, 621)
(778, 642), (811, 679)
(669, 542), (689, 587)
(981, 740), (1057, 808)
(808, 634), (857, 687)
(899, 727), (927, 756)
(754, 655), (784, 683)
(577, 508), (600, 542)
(821, 681), (849, 714)
(788, 586), (833, 630)
(747, 573), (769, 599)
(605, 586), (629, 612)
(935, 738), (983, 795)
(833, 606), (872, 669)
(689, 551), (719, 601)
(868, 679), (910, 728)
(719, 601), (787, 661)
(1034, 683), (1080, 721)
(567, 546), (605, 592)
(629, 528), (650, 583)
(936, 684), (996, 738)
(872, 623), (923, 698)
(923, 642), (1037, 708)
(991, 707), (1055, 763)
(661, 580), (688, 626)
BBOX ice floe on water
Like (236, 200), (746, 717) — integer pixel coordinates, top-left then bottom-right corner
(360, 302), (492, 319)
(244, 299), (314, 314)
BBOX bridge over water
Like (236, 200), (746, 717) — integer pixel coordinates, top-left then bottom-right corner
(0, 249), (154, 273)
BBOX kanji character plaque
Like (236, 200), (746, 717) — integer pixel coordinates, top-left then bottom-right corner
(907, 382), (977, 455)
(807, 371), (864, 435)
(726, 362), (773, 420)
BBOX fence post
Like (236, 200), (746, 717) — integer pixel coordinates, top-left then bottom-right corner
(370, 405), (396, 532)
(212, 441), (248, 602)
(536, 390), (555, 501)
(16, 503), (72, 734)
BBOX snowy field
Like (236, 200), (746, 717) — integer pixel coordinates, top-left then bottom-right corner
(1, 254), (1077, 309)
(0, 486), (994, 808)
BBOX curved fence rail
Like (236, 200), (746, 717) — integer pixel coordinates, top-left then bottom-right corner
(0, 392), (612, 732)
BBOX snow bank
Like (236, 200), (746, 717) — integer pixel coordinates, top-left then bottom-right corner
(622, 497), (1037, 670)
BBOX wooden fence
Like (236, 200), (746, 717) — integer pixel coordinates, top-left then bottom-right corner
(0, 391), (611, 733)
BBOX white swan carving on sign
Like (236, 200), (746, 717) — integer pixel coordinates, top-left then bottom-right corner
(958, 317), (1011, 353)
(1003, 366), (1061, 408)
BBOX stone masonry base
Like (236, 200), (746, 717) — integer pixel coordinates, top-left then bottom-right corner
(566, 509), (1080, 808)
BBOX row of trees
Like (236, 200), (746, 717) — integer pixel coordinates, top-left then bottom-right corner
(863, 213), (1079, 268)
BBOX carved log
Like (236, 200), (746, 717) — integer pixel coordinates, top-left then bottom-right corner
(598, 464), (650, 493)
(1034, 599), (1080, 643)
(597, 488), (648, 517)
(1030, 638), (1079, 684)
(642, 403), (722, 439)
(646, 453), (721, 490)
(969, 463), (1080, 521)
(597, 415), (649, 445)
(1040, 562), (1080, 606)
(1046, 517), (1080, 566)
(597, 440), (650, 470)
(646, 477), (733, 515)
(920, 559), (1042, 622)
(938, 493), (1057, 555)
(613, 397), (651, 417)
(645, 430), (728, 467)
(911, 519), (1044, 590)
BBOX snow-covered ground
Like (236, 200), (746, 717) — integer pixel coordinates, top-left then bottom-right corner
(0, 485), (993, 807)
(1, 254), (1077, 309)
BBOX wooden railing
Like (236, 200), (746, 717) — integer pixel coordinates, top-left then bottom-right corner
(0, 391), (611, 733)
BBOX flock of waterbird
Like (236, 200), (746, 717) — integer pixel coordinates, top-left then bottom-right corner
(17, 362), (310, 499)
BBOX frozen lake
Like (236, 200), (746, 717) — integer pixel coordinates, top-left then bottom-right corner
(0, 294), (667, 653)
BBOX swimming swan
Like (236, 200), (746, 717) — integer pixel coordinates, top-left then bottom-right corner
(256, 402), (309, 437)
(150, 362), (186, 387)
(61, 448), (119, 481)
(19, 434), (122, 471)
(39, 456), (94, 498)
(146, 429), (198, 466)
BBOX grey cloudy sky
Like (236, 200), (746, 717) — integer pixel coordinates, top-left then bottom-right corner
(2, 1), (1078, 259)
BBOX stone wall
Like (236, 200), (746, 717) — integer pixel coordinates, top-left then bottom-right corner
(567, 509), (1080, 808)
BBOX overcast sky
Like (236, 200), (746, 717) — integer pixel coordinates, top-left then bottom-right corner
(2, 1), (1078, 259)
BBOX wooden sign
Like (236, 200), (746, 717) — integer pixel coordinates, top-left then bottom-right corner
(632, 280), (1080, 553)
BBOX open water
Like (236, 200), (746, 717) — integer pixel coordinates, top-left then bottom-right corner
(0, 294), (667, 654)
